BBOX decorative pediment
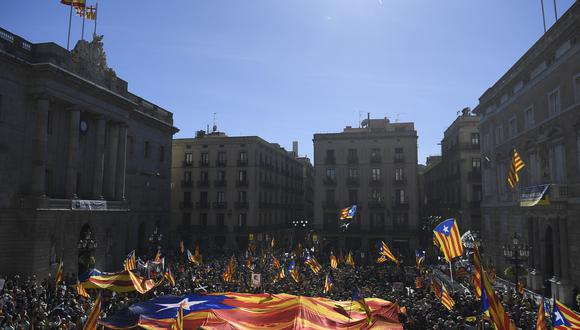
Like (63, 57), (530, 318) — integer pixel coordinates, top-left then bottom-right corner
(70, 34), (117, 88)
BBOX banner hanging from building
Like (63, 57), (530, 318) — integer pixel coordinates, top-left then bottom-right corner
(520, 184), (551, 207)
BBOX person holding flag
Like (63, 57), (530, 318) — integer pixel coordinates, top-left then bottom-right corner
(323, 273), (333, 294)
(377, 241), (399, 265)
(83, 294), (101, 330)
(440, 285), (455, 311)
(338, 205), (357, 230)
(345, 251), (355, 267)
(433, 218), (463, 262)
(124, 250), (137, 271)
(415, 250), (425, 269)
(330, 252), (338, 269)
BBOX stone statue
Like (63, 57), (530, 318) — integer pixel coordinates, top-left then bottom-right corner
(70, 34), (117, 88)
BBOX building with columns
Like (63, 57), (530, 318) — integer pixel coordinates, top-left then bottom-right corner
(0, 28), (178, 277)
(171, 131), (311, 251)
(312, 117), (420, 259)
(474, 2), (580, 305)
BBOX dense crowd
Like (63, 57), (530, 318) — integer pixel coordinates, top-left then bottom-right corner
(0, 248), (549, 329)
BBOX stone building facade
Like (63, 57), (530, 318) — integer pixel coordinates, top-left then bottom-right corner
(423, 109), (482, 231)
(474, 2), (580, 305)
(0, 28), (177, 277)
(312, 118), (419, 259)
(171, 132), (311, 251)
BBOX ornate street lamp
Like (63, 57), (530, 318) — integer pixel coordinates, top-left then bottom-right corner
(148, 225), (163, 257)
(503, 233), (531, 297)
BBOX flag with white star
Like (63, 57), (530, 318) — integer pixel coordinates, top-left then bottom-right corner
(433, 218), (463, 262)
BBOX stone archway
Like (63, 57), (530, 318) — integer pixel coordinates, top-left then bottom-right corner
(78, 224), (97, 276)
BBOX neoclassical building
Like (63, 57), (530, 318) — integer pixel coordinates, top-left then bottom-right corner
(474, 2), (580, 305)
(0, 28), (178, 277)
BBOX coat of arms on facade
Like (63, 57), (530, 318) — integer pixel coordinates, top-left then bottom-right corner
(70, 34), (117, 88)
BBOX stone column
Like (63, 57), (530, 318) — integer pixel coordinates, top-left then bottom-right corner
(32, 97), (50, 197)
(103, 123), (119, 199)
(65, 109), (80, 198)
(92, 117), (106, 199)
(115, 124), (128, 201)
(558, 218), (570, 280)
(552, 218), (561, 279)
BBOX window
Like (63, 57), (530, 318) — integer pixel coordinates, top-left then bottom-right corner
(494, 126), (503, 145)
(472, 158), (481, 172)
(200, 152), (209, 165)
(325, 149), (335, 164)
(200, 213), (207, 227)
(348, 190), (358, 204)
(183, 191), (191, 202)
(371, 148), (381, 162)
(199, 191), (208, 203)
(217, 191), (225, 203)
(394, 148), (404, 161)
(144, 141), (149, 159)
(395, 168), (404, 181)
(326, 168), (336, 179)
(238, 191), (247, 203)
(524, 107), (535, 129)
(238, 170), (247, 182)
(184, 171), (192, 182)
(200, 171), (208, 182)
(184, 152), (193, 165)
(371, 168), (381, 181)
(472, 185), (482, 202)
(371, 213), (385, 228)
(239, 151), (248, 163)
(217, 151), (226, 163)
(238, 213), (247, 227)
(182, 213), (191, 229)
(548, 89), (561, 115)
(159, 146), (165, 162)
(347, 149), (357, 163)
(369, 189), (383, 202)
(471, 133), (480, 146)
(508, 117), (517, 138)
(217, 170), (226, 181)
(216, 214), (225, 228)
(550, 143), (566, 183)
(394, 213), (408, 227)
(348, 167), (359, 178)
(395, 189), (406, 204)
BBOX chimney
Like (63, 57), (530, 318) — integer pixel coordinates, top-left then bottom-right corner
(292, 141), (299, 157)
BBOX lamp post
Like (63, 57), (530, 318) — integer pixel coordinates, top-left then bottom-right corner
(148, 225), (163, 259)
(503, 233), (530, 299)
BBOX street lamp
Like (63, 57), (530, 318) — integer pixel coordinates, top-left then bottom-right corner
(503, 233), (530, 297)
(148, 225), (163, 258)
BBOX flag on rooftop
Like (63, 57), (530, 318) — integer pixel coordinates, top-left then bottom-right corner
(61, 0), (85, 7)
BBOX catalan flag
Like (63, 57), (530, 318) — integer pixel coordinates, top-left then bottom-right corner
(507, 148), (525, 188)
(379, 241), (399, 265)
(471, 262), (482, 299)
(431, 279), (442, 299)
(536, 297), (547, 330)
(352, 287), (372, 325)
(339, 205), (357, 220)
(123, 250), (137, 271)
(345, 251), (355, 267)
(165, 267), (176, 287)
(175, 303), (184, 330)
(553, 300), (580, 329)
(415, 250), (425, 268)
(276, 267), (286, 281)
(304, 252), (322, 274)
(83, 294), (101, 330)
(80, 269), (156, 294)
(76, 280), (90, 298)
(193, 246), (203, 264)
(455, 266), (470, 279)
(271, 237), (276, 249)
(222, 256), (236, 283)
(55, 259), (63, 289)
(272, 255), (281, 269)
(440, 285), (455, 311)
(154, 249), (162, 263)
(330, 253), (338, 269)
(433, 218), (463, 262)
(61, 0), (85, 7)
(376, 255), (388, 264)
(288, 259), (300, 283)
(324, 273), (333, 294)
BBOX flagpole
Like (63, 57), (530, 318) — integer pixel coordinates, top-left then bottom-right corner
(66, 4), (73, 50)
(553, 0), (558, 20)
(540, 0), (547, 33)
(93, 3), (98, 36)
(449, 261), (454, 294)
(81, 8), (86, 41)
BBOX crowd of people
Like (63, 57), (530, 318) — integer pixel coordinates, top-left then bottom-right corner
(0, 246), (552, 329)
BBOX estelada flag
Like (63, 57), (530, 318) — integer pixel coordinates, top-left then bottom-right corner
(379, 241), (399, 265)
(76, 280), (90, 298)
(536, 297), (547, 330)
(55, 259), (63, 288)
(345, 251), (355, 267)
(433, 218), (463, 262)
(440, 285), (455, 311)
(323, 273), (333, 294)
(61, 0), (85, 7)
(83, 294), (101, 330)
(553, 300), (580, 329)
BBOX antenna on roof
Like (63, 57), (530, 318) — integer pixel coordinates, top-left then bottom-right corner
(212, 112), (217, 132)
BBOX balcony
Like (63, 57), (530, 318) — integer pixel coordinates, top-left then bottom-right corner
(199, 160), (209, 167)
(393, 177), (407, 185)
(182, 160), (193, 168)
(197, 180), (210, 188)
(237, 159), (248, 167)
(393, 200), (409, 209)
(394, 155), (405, 163)
(214, 180), (227, 187)
(179, 201), (193, 209)
(235, 201), (249, 209)
(370, 156), (382, 164)
(347, 156), (358, 164)
(322, 201), (338, 209)
(369, 179), (383, 186)
(196, 201), (210, 209)
(346, 177), (360, 186)
(213, 202), (227, 209)
(368, 201), (385, 209)
(216, 160), (227, 167)
(323, 177), (336, 186)
(181, 180), (194, 188)
(236, 180), (248, 187)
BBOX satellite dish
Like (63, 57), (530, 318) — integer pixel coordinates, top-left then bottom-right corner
(361, 119), (369, 128)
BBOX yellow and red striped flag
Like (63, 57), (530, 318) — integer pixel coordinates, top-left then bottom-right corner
(433, 218), (463, 262)
(76, 280), (90, 298)
(272, 255), (281, 269)
(174, 303), (184, 330)
(379, 241), (399, 265)
(222, 256), (236, 282)
(553, 299), (580, 329)
(330, 253), (338, 269)
(165, 267), (176, 287)
(323, 274), (333, 294)
(83, 294), (101, 330)
(536, 298), (547, 330)
(415, 277), (422, 289)
(55, 259), (63, 289)
(123, 250), (137, 271)
(154, 249), (162, 262)
(61, 0), (85, 7)
(345, 251), (355, 267)
(440, 285), (455, 311)
(507, 148), (525, 188)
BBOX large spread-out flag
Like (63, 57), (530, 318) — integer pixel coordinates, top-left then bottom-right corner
(101, 293), (402, 329)
(553, 300), (580, 329)
(288, 259), (300, 283)
(440, 285), (455, 311)
(330, 253), (338, 269)
(345, 251), (355, 267)
(379, 241), (399, 265)
(123, 250), (136, 271)
(415, 250), (425, 268)
(304, 252), (322, 275)
(222, 257), (236, 283)
(76, 280), (90, 298)
(324, 273), (333, 294)
(433, 218), (463, 262)
(352, 288), (372, 325)
(83, 294), (101, 330)
(79, 269), (156, 294)
(507, 148), (525, 188)
(55, 259), (63, 288)
(61, 0), (85, 7)
(536, 297), (547, 330)
(473, 248), (516, 330)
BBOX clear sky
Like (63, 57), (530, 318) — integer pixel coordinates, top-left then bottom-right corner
(1, 0), (575, 163)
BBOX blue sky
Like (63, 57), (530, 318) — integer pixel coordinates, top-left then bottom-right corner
(1, 0), (575, 163)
